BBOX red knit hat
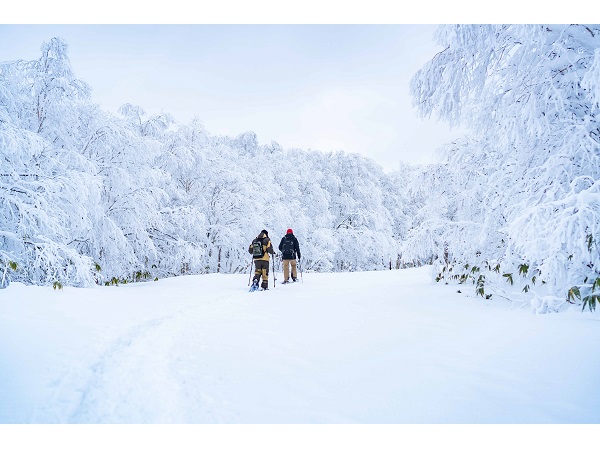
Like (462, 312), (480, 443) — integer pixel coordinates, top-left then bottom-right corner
(287, 228), (293, 234)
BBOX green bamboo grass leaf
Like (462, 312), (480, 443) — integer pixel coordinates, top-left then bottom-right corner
(568, 286), (581, 303)
(582, 294), (599, 312)
(518, 264), (529, 276)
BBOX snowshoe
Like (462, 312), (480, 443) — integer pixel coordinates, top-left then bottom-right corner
(249, 280), (260, 292)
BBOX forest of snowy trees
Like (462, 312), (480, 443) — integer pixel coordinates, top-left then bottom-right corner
(0, 36), (408, 287)
(1, 25), (599, 313)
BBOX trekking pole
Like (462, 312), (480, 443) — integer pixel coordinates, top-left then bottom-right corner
(248, 256), (254, 286)
(299, 257), (303, 283)
(272, 254), (276, 289)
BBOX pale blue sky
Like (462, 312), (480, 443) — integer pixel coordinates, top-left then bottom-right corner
(0, 24), (465, 171)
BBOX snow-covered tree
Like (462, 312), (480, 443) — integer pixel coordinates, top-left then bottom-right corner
(0, 38), (100, 287)
(409, 24), (600, 312)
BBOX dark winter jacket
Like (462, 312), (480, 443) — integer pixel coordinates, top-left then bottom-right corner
(248, 231), (275, 261)
(278, 234), (301, 260)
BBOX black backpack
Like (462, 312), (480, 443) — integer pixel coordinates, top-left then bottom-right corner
(281, 236), (295, 258)
(251, 238), (265, 258)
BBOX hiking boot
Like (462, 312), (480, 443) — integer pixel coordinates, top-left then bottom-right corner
(282, 280), (289, 284)
(292, 278), (297, 282)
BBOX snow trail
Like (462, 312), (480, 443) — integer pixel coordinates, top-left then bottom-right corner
(1, 267), (599, 424)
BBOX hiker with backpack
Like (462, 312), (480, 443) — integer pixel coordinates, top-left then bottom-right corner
(278, 228), (301, 283)
(248, 229), (275, 291)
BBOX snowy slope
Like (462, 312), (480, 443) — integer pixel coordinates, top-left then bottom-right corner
(0, 266), (599, 424)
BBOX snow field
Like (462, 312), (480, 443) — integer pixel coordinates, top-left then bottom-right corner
(1, 266), (599, 427)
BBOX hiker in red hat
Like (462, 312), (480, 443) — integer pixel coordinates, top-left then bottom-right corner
(278, 228), (301, 283)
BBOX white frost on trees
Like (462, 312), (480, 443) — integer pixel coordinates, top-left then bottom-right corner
(408, 24), (600, 311)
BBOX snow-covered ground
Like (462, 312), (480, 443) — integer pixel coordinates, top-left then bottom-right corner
(1, 266), (599, 426)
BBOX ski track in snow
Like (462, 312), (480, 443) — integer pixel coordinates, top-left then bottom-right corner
(44, 297), (241, 424)
(70, 313), (183, 423)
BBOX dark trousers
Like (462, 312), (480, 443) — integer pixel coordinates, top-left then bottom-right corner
(253, 259), (269, 289)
